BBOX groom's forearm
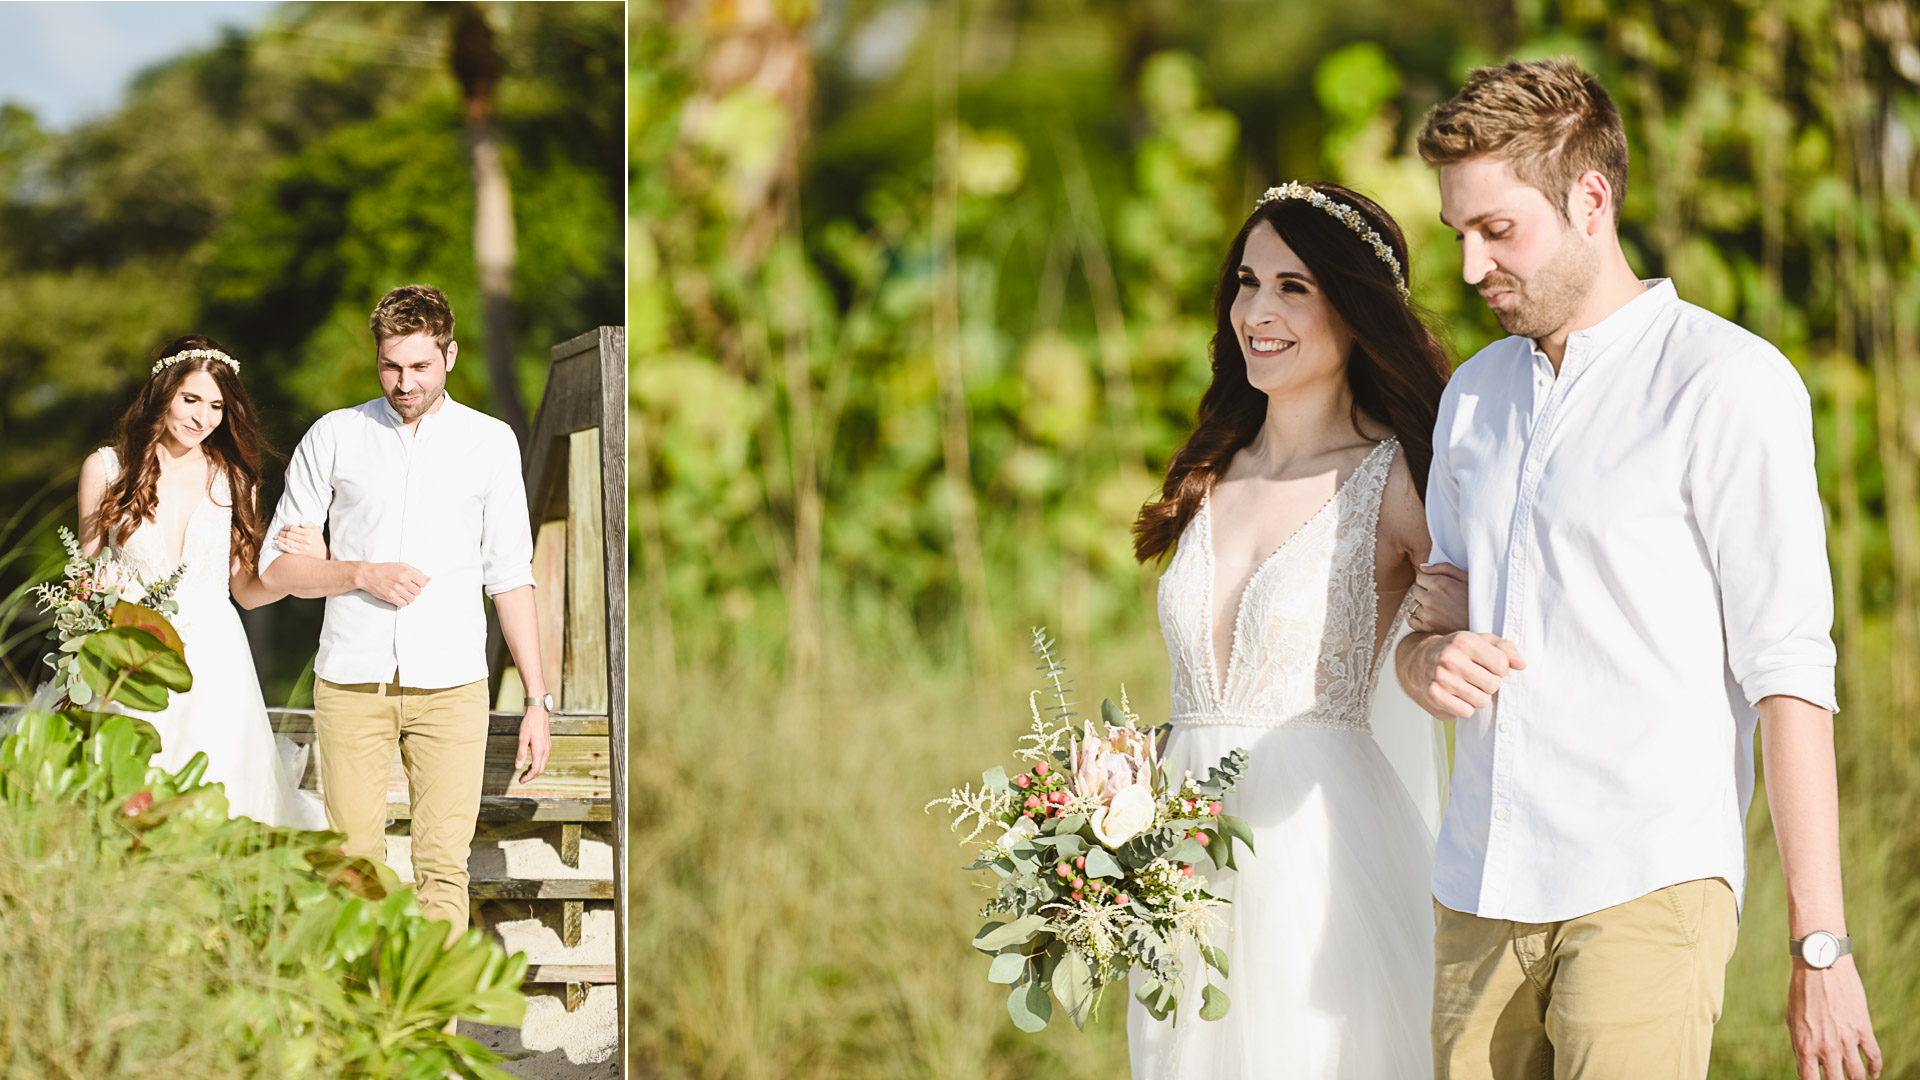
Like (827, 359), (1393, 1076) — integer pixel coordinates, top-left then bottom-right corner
(1397, 632), (1450, 718)
(492, 585), (549, 698)
(1759, 694), (1849, 936)
(262, 554), (369, 599)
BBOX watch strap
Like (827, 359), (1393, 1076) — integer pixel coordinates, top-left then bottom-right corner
(1788, 933), (1852, 961)
(524, 693), (553, 710)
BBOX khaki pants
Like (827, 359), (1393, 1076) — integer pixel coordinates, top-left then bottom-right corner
(1433, 878), (1739, 1080)
(313, 676), (489, 940)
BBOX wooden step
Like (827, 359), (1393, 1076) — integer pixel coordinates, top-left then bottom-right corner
(524, 964), (616, 985)
(470, 878), (614, 901)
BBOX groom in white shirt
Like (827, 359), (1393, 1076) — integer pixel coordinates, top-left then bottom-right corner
(260, 283), (553, 941)
(1397, 59), (1882, 1079)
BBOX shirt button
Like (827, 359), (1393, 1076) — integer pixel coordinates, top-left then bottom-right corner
(1494, 808), (1509, 821)
(1498, 721), (1511, 733)
(1513, 543), (1526, 561)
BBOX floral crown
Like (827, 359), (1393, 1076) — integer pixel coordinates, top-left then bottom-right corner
(151, 348), (239, 377)
(1255, 182), (1409, 299)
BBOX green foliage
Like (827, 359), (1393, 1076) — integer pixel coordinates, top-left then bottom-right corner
(0, 610), (528, 1077)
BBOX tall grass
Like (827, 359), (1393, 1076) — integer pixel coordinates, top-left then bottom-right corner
(630, 623), (1919, 1079)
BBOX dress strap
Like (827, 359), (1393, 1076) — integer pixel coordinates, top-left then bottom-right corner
(96, 446), (121, 483)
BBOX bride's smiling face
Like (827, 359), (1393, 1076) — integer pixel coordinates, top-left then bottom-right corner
(163, 370), (225, 452)
(1231, 221), (1354, 397)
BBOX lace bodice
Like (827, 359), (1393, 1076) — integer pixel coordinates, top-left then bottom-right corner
(1159, 438), (1409, 732)
(96, 447), (233, 602)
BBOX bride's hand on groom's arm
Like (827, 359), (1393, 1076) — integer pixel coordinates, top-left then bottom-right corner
(275, 522), (329, 560)
(1397, 630), (1525, 720)
(1408, 561), (1469, 634)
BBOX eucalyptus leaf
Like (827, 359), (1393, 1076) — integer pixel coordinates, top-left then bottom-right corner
(1215, 813), (1256, 854)
(1200, 982), (1231, 1021)
(1201, 944), (1229, 978)
(1007, 978), (1052, 1032)
(987, 950), (1028, 984)
(1082, 846), (1123, 879)
(1053, 947), (1097, 1030)
(974, 913), (1046, 952)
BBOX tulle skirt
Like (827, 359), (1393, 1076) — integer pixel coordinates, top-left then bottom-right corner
(130, 592), (329, 831)
(1128, 723), (1435, 1079)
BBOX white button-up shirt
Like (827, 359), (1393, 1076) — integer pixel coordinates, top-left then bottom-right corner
(1427, 279), (1837, 923)
(260, 394), (534, 689)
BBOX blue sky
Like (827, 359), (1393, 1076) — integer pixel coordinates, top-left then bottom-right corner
(0, 1), (281, 130)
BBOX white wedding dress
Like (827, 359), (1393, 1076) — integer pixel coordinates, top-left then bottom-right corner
(96, 448), (328, 830)
(1129, 437), (1446, 1079)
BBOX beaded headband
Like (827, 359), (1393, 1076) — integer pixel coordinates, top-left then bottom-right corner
(151, 348), (239, 377)
(1255, 182), (1409, 299)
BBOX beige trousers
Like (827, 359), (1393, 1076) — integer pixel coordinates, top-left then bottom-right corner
(313, 676), (489, 940)
(1433, 878), (1739, 1080)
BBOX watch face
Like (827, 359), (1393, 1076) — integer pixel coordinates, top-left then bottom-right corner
(1804, 932), (1839, 969)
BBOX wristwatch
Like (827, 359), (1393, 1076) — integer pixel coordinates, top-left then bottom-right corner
(1789, 931), (1851, 970)
(524, 693), (554, 712)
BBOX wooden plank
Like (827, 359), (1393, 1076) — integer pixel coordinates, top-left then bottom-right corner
(267, 709), (608, 737)
(396, 796), (610, 823)
(564, 427), (608, 713)
(524, 964), (615, 985)
(595, 326), (630, 1068)
(563, 899), (583, 948)
(469, 879), (613, 901)
(532, 518), (567, 701)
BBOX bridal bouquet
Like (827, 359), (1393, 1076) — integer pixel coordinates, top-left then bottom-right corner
(928, 630), (1253, 1032)
(33, 526), (187, 706)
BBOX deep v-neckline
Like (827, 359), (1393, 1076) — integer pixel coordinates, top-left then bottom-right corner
(155, 489), (212, 570)
(1201, 440), (1388, 702)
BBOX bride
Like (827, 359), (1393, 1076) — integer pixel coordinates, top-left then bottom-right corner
(1129, 182), (1462, 1077)
(76, 335), (329, 830)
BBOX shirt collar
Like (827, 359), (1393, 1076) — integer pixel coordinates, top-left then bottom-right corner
(1528, 278), (1677, 368)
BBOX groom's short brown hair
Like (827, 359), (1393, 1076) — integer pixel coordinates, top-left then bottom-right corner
(1416, 57), (1629, 223)
(370, 284), (456, 353)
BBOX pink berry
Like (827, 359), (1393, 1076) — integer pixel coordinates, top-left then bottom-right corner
(1014, 774), (1031, 789)
(1181, 865), (1194, 878)
(1035, 763), (1050, 776)
(1072, 891), (1084, 901)
(1074, 856), (1086, 870)
(1197, 832), (1211, 846)
(1117, 895), (1132, 905)
(1210, 802), (1223, 816)
(1056, 864), (1072, 878)
(1073, 877), (1084, 889)
(1025, 795), (1041, 808)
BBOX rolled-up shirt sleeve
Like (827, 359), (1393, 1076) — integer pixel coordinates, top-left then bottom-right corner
(260, 416), (336, 575)
(480, 428), (535, 597)
(1687, 348), (1839, 712)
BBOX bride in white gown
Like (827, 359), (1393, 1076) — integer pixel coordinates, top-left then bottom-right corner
(76, 335), (329, 830)
(1128, 183), (1461, 1078)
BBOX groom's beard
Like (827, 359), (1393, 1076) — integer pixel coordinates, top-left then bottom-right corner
(387, 383), (446, 420)
(1480, 224), (1597, 341)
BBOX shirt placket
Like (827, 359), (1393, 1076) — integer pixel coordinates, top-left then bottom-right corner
(392, 415), (422, 682)
(1479, 339), (1588, 914)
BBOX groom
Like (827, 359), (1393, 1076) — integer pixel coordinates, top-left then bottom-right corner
(260, 283), (552, 941)
(1397, 59), (1882, 1079)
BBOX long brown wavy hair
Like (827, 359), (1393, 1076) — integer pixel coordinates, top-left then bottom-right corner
(1133, 182), (1452, 562)
(100, 335), (271, 571)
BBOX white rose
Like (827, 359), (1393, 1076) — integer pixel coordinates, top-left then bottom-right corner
(120, 578), (147, 603)
(998, 815), (1040, 848)
(1090, 783), (1156, 848)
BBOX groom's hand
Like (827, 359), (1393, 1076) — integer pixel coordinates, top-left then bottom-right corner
(1411, 631), (1526, 719)
(1790, 957), (1881, 1079)
(355, 562), (431, 607)
(516, 705), (551, 783)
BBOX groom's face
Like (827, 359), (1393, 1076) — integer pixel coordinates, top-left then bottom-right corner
(377, 332), (456, 421)
(1439, 156), (1597, 341)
